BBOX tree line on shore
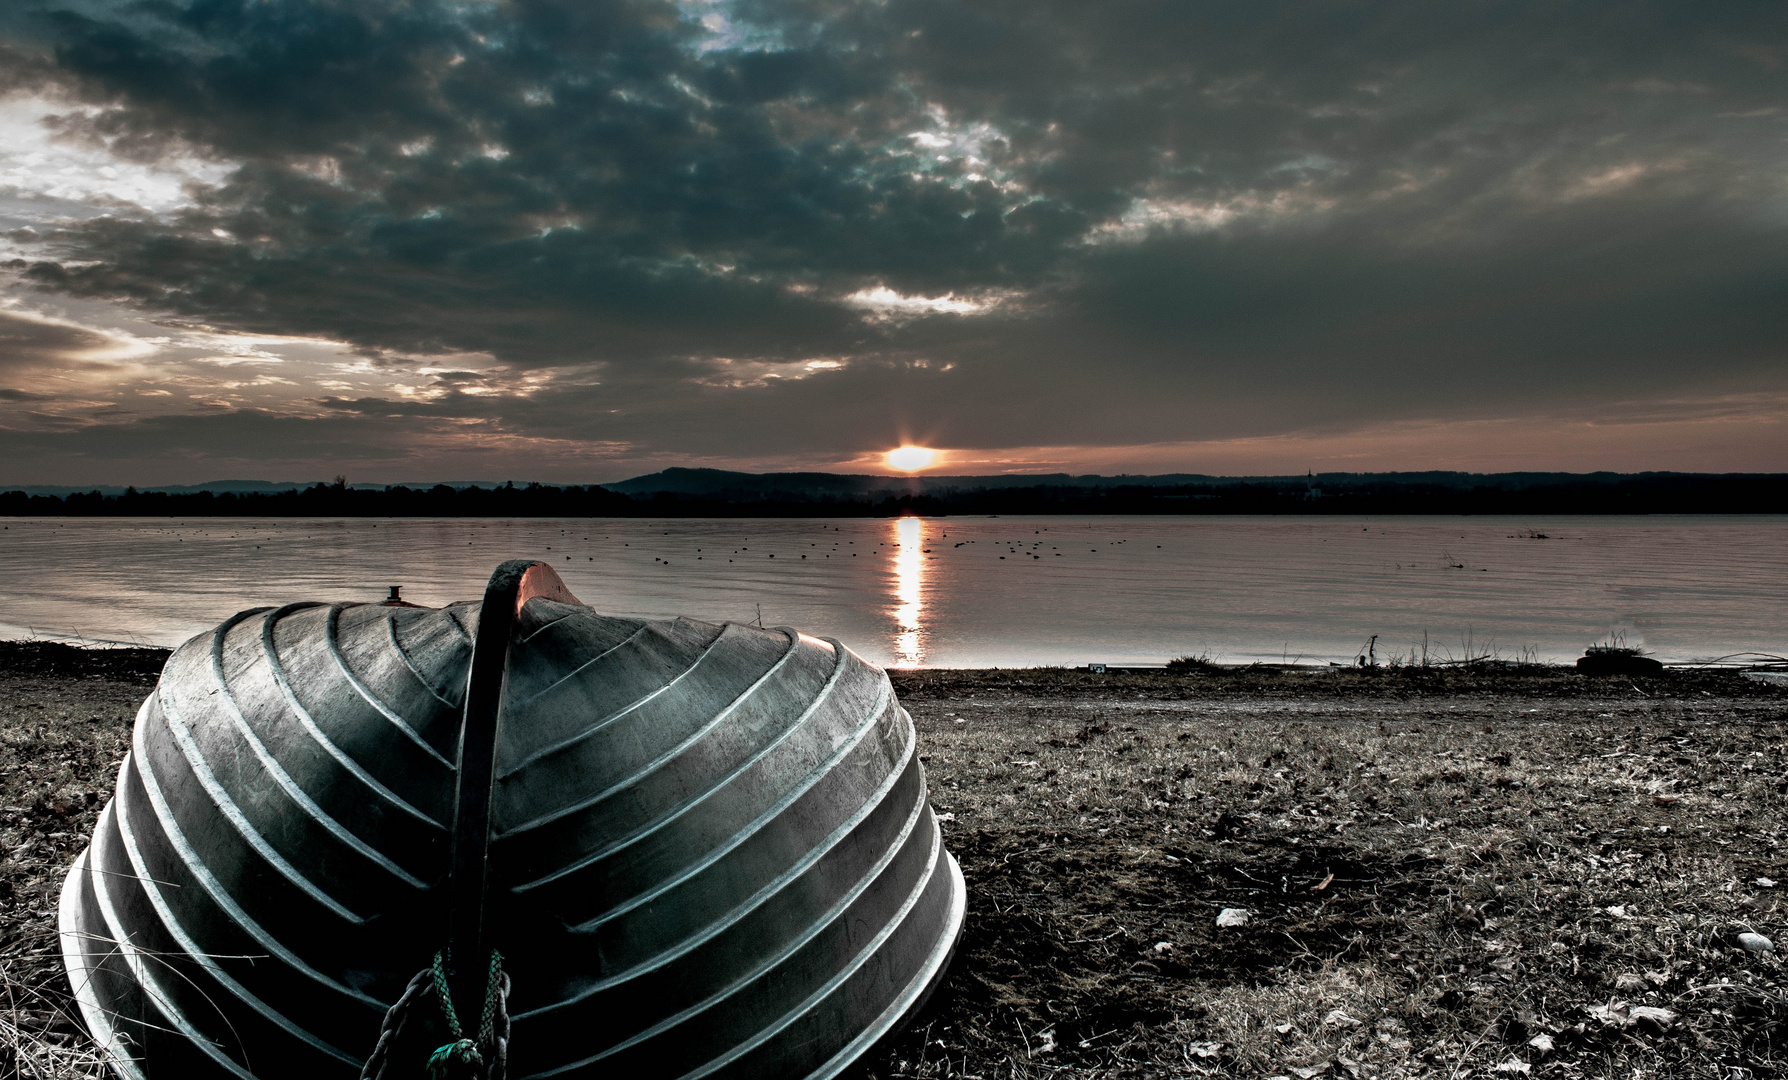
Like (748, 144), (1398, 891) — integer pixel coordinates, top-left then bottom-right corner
(2, 473), (1784, 516)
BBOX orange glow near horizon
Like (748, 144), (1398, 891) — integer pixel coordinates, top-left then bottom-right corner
(891, 516), (925, 667)
(884, 445), (938, 472)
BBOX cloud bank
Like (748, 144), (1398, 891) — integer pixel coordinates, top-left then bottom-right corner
(1, 0), (1785, 482)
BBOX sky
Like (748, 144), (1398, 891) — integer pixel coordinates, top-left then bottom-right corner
(0, 0), (1785, 486)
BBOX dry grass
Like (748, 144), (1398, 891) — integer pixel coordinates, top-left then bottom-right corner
(0, 967), (110, 1080)
(869, 667), (1788, 1080)
(0, 644), (156, 1080)
(1, 647), (1783, 1079)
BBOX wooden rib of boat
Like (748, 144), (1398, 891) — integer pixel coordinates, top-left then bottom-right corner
(59, 560), (965, 1079)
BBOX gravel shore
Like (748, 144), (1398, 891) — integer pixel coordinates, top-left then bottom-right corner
(3, 644), (1783, 1078)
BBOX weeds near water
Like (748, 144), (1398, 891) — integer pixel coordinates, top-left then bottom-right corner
(1361, 631), (1548, 673)
(1166, 652), (1221, 674)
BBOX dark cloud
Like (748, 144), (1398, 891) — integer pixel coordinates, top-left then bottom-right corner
(0, 406), (486, 473)
(5, 0), (1787, 475)
(0, 307), (121, 371)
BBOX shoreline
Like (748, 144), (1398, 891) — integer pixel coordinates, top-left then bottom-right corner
(3, 637), (1784, 679)
(2, 643), (1783, 1078)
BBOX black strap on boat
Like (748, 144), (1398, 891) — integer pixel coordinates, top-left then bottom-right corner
(363, 560), (579, 1080)
(449, 561), (581, 1003)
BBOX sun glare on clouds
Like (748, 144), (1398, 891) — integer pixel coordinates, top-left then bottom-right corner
(846, 286), (986, 320)
(0, 97), (230, 214)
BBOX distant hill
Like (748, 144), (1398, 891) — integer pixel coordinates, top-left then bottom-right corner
(7, 468), (1749, 501)
(3, 470), (1783, 516)
(603, 467), (1226, 501)
(5, 480), (315, 498)
(600, 468), (1787, 515)
(604, 467), (1767, 500)
(3, 479), (515, 498)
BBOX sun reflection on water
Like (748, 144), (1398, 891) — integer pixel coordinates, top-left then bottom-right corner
(891, 516), (925, 667)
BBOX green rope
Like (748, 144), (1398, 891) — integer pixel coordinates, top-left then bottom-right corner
(476, 949), (504, 1046)
(428, 948), (504, 1079)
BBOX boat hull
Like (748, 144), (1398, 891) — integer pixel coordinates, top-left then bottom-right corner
(60, 574), (964, 1079)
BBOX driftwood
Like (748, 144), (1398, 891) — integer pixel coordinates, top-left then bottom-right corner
(59, 561), (964, 1078)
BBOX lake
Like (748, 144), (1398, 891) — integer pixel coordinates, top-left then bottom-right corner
(0, 515), (1782, 668)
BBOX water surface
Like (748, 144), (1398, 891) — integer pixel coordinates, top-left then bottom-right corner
(1, 515), (1782, 668)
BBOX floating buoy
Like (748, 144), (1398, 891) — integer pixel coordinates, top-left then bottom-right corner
(61, 561), (964, 1079)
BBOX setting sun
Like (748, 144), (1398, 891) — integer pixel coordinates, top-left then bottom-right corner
(885, 445), (938, 472)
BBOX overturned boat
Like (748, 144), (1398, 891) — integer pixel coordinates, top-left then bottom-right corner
(60, 561), (965, 1079)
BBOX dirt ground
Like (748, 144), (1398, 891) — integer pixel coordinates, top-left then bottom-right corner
(0, 643), (164, 1079)
(2, 645), (1784, 1079)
